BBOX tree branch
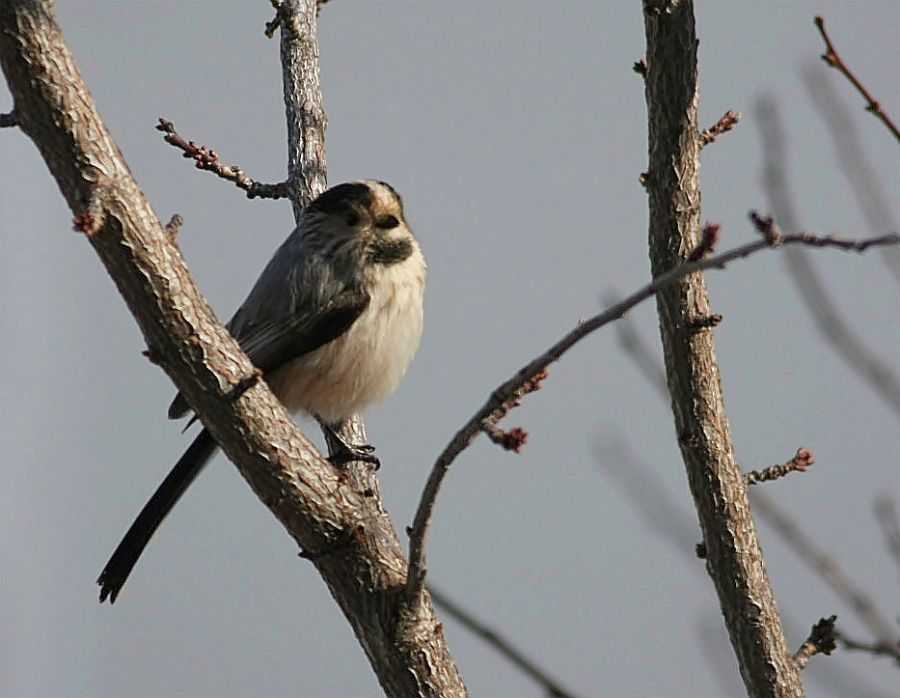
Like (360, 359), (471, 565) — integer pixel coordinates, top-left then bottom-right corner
(699, 109), (741, 148)
(792, 616), (837, 671)
(642, 2), (802, 694)
(405, 223), (898, 606)
(155, 118), (290, 199)
(745, 448), (814, 486)
(813, 16), (899, 142)
(429, 586), (583, 698)
(0, 1), (465, 695)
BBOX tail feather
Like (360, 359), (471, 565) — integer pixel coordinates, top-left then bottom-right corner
(98, 428), (218, 603)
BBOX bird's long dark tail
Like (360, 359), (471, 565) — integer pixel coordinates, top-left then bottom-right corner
(98, 428), (218, 603)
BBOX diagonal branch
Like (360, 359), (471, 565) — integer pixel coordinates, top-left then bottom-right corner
(429, 586), (583, 698)
(156, 118), (290, 199)
(745, 448), (814, 486)
(813, 16), (899, 142)
(404, 222), (898, 605)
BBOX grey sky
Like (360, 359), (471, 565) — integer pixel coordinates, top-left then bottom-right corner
(1, 2), (898, 696)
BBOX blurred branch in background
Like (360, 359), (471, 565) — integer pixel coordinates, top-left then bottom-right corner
(803, 67), (900, 284)
(752, 494), (897, 644)
(754, 97), (900, 423)
(428, 586), (582, 698)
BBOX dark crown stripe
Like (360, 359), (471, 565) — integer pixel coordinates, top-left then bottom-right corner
(306, 182), (373, 216)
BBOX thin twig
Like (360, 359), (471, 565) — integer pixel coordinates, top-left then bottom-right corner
(792, 615), (837, 670)
(156, 118), (290, 199)
(404, 226), (900, 605)
(163, 214), (183, 241)
(873, 496), (900, 581)
(699, 110), (741, 147)
(814, 16), (899, 142)
(265, 0), (284, 37)
(745, 448), (814, 486)
(429, 586), (583, 698)
(479, 368), (546, 452)
(686, 222), (720, 262)
(0, 109), (17, 127)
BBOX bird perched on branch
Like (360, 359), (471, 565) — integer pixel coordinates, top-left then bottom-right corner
(98, 180), (426, 603)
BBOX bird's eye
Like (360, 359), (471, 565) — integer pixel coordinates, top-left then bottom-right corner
(346, 212), (360, 226)
(375, 215), (400, 230)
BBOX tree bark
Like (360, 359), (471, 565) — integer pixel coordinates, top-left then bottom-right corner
(641, 2), (804, 695)
(0, 1), (466, 695)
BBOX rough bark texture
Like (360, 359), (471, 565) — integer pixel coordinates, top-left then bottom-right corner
(0, 1), (466, 695)
(641, 2), (803, 696)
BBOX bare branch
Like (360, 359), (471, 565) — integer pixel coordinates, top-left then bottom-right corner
(156, 118), (290, 200)
(429, 586), (583, 698)
(0, 109), (17, 127)
(746, 448), (814, 486)
(479, 367), (546, 452)
(404, 222), (899, 606)
(699, 109), (741, 147)
(814, 16), (899, 142)
(265, 0), (284, 37)
(792, 615), (837, 670)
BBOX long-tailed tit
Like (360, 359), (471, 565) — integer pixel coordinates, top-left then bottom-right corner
(98, 180), (425, 603)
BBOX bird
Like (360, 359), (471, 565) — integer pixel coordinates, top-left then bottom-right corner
(98, 180), (426, 603)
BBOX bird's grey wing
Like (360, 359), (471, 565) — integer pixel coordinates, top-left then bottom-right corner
(237, 286), (370, 374)
(167, 286), (370, 420)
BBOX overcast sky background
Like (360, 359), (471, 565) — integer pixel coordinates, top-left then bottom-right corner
(2, 2), (898, 696)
